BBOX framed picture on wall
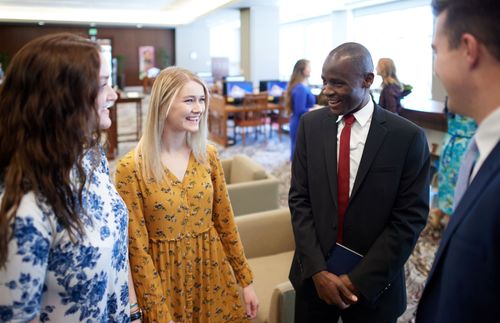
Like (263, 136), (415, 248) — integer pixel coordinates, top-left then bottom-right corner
(138, 46), (155, 80)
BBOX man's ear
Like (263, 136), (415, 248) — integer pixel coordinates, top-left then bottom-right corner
(363, 72), (374, 88)
(461, 33), (480, 68)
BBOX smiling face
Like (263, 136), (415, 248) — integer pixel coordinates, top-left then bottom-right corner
(321, 54), (373, 116)
(165, 80), (206, 133)
(96, 53), (117, 130)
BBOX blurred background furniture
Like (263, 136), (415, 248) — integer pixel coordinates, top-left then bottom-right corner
(208, 94), (285, 147)
(106, 91), (144, 159)
(221, 154), (280, 216)
(235, 93), (268, 145)
(142, 76), (156, 94)
(269, 95), (290, 141)
(208, 94), (230, 146)
(236, 208), (295, 323)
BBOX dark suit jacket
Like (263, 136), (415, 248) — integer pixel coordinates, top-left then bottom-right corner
(416, 142), (500, 323)
(289, 104), (430, 319)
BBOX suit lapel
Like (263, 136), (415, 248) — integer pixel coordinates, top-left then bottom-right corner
(350, 105), (388, 200)
(323, 112), (339, 209)
(427, 142), (500, 281)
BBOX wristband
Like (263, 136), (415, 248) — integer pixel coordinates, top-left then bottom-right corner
(130, 308), (142, 321)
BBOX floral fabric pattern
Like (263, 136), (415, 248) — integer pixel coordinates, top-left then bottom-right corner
(437, 113), (477, 215)
(115, 145), (253, 323)
(0, 147), (130, 322)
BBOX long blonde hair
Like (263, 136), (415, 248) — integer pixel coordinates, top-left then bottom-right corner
(377, 58), (401, 88)
(285, 59), (310, 114)
(136, 66), (209, 182)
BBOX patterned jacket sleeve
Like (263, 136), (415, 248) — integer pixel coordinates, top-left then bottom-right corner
(115, 152), (172, 323)
(208, 146), (254, 287)
(0, 193), (51, 322)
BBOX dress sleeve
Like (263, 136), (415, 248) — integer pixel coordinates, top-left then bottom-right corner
(208, 146), (254, 287)
(115, 153), (172, 323)
(0, 194), (51, 322)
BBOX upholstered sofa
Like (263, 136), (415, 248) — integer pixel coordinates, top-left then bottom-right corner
(221, 154), (280, 216)
(235, 208), (295, 323)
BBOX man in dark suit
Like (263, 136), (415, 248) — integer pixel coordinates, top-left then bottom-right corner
(416, 0), (500, 322)
(289, 42), (430, 323)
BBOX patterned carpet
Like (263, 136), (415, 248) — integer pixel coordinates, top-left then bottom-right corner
(109, 96), (442, 323)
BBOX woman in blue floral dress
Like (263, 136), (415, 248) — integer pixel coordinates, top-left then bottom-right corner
(0, 33), (130, 322)
(433, 104), (477, 226)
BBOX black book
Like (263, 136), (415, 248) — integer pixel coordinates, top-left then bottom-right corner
(326, 243), (363, 276)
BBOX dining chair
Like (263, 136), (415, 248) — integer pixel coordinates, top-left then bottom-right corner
(234, 93), (268, 145)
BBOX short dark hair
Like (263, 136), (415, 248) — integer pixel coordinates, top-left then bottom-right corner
(432, 0), (500, 61)
(326, 42), (374, 77)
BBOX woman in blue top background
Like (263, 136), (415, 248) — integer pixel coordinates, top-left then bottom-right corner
(286, 59), (316, 160)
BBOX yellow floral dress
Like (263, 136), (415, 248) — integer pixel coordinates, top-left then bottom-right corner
(115, 145), (253, 323)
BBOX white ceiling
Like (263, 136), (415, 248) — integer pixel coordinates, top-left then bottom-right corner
(0, 0), (392, 27)
(0, 0), (247, 27)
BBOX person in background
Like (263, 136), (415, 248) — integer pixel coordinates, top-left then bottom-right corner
(429, 98), (476, 229)
(115, 66), (259, 323)
(289, 42), (429, 323)
(0, 33), (133, 322)
(416, 0), (500, 322)
(0, 62), (4, 83)
(286, 59), (316, 160)
(376, 58), (410, 114)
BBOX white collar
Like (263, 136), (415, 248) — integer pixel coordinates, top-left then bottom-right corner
(475, 106), (500, 159)
(337, 99), (374, 127)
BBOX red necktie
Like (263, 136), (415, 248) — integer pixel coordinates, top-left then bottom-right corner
(337, 114), (355, 243)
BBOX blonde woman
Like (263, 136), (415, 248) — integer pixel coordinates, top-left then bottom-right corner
(376, 58), (407, 114)
(115, 67), (259, 323)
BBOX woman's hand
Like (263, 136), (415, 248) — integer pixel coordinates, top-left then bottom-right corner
(242, 284), (259, 319)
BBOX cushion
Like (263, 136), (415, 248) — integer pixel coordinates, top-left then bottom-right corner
(247, 251), (294, 323)
(230, 155), (267, 184)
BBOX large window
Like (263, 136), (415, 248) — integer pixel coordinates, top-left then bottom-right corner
(279, 17), (333, 86)
(209, 18), (241, 76)
(278, 1), (434, 99)
(352, 4), (434, 100)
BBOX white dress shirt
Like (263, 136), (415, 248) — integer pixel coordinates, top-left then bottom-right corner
(337, 99), (374, 196)
(470, 106), (500, 180)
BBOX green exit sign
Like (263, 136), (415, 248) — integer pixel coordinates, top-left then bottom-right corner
(88, 28), (98, 36)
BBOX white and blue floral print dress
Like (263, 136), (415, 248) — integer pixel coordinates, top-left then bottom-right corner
(0, 148), (130, 322)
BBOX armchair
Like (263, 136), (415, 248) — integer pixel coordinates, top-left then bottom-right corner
(235, 208), (295, 323)
(221, 154), (280, 216)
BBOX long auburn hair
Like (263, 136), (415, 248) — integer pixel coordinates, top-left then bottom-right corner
(136, 66), (210, 183)
(0, 33), (101, 267)
(285, 59), (310, 114)
(377, 58), (401, 88)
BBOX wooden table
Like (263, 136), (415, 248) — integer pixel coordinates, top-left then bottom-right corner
(400, 98), (447, 132)
(105, 92), (144, 160)
(208, 95), (283, 147)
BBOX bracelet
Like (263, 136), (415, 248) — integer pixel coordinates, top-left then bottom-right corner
(130, 308), (142, 321)
(130, 302), (139, 310)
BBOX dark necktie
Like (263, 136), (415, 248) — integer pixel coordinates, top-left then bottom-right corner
(337, 114), (355, 243)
